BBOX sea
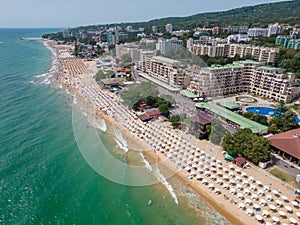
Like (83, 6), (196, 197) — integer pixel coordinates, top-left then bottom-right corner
(0, 28), (230, 225)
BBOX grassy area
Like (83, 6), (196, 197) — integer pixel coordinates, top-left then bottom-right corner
(268, 167), (300, 189)
(235, 96), (258, 103)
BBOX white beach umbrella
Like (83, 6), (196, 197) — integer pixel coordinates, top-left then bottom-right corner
(272, 190), (280, 196)
(247, 208), (254, 216)
(237, 193), (244, 199)
(223, 175), (229, 180)
(216, 160), (222, 165)
(211, 175), (216, 180)
(217, 171), (222, 176)
(230, 179), (235, 185)
(238, 203), (245, 210)
(204, 171), (210, 176)
(255, 214), (262, 221)
(252, 194), (258, 200)
(214, 188), (221, 194)
(265, 222), (272, 225)
(250, 184), (256, 191)
(289, 217), (297, 224)
(248, 176), (254, 182)
(230, 188), (236, 195)
(260, 199), (267, 206)
(223, 168), (228, 173)
(235, 176), (242, 182)
(258, 189), (264, 196)
(202, 179), (208, 184)
(266, 194), (273, 201)
(281, 195), (288, 202)
(229, 164), (234, 169)
(279, 210), (286, 217)
(236, 184), (243, 190)
(272, 216), (279, 223)
(262, 209), (270, 217)
(243, 180), (249, 187)
(235, 168), (241, 173)
(256, 180), (262, 186)
(269, 204), (276, 211)
(217, 165), (223, 170)
(208, 183), (214, 189)
(276, 199), (283, 207)
(216, 178), (223, 185)
(244, 189), (250, 195)
(291, 200), (299, 207)
(196, 175), (202, 180)
(223, 183), (229, 189)
(241, 172), (247, 177)
(263, 185), (270, 192)
(296, 211), (300, 218)
(245, 198), (252, 205)
(285, 205), (293, 212)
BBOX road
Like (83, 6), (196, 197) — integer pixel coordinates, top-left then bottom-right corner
(272, 154), (300, 177)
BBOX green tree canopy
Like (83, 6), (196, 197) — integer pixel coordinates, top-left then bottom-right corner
(222, 128), (271, 164)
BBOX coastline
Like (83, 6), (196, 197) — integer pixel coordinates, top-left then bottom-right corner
(44, 39), (300, 225)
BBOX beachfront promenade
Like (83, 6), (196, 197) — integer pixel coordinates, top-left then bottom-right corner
(54, 46), (300, 224)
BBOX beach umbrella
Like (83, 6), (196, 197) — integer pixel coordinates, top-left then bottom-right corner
(218, 165), (223, 170)
(211, 167), (217, 173)
(217, 171), (222, 176)
(204, 171), (210, 176)
(247, 208), (254, 216)
(210, 175), (216, 180)
(235, 168), (241, 173)
(223, 175), (229, 180)
(229, 171), (235, 177)
(230, 179), (235, 185)
(272, 216), (279, 223)
(263, 185), (270, 192)
(260, 199), (267, 206)
(269, 204), (276, 211)
(230, 188), (236, 195)
(237, 193), (244, 199)
(223, 168), (228, 173)
(196, 175), (202, 180)
(236, 184), (243, 190)
(186, 167), (191, 172)
(296, 211), (300, 218)
(265, 222), (272, 225)
(216, 160), (222, 165)
(245, 198), (252, 205)
(291, 200), (299, 207)
(244, 189), (250, 195)
(258, 189), (264, 196)
(243, 180), (249, 186)
(190, 171), (196, 177)
(229, 164), (234, 169)
(256, 180), (262, 186)
(262, 209), (270, 217)
(289, 217), (297, 224)
(248, 176), (254, 182)
(276, 199), (283, 207)
(236, 176), (242, 182)
(272, 190), (280, 196)
(279, 210), (286, 217)
(197, 168), (203, 174)
(240, 171), (247, 177)
(266, 194), (273, 201)
(255, 214), (262, 221)
(216, 178), (223, 184)
(208, 183), (214, 189)
(223, 183), (229, 189)
(202, 179), (208, 184)
(251, 194), (258, 200)
(285, 205), (293, 213)
(238, 203), (245, 210)
(214, 188), (221, 194)
(253, 204), (260, 211)
(281, 195), (288, 202)
(250, 184), (256, 191)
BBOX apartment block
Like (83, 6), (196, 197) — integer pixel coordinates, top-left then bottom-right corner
(189, 44), (279, 65)
(140, 51), (190, 88)
(187, 60), (300, 103)
(156, 38), (183, 55)
(115, 43), (140, 63)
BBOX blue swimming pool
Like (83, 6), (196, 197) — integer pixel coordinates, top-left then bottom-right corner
(246, 107), (275, 116)
(246, 106), (300, 123)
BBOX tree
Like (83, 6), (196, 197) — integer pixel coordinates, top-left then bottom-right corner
(282, 110), (298, 131)
(158, 103), (170, 117)
(209, 119), (226, 145)
(221, 128), (271, 165)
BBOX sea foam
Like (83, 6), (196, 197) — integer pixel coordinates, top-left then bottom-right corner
(113, 127), (128, 153)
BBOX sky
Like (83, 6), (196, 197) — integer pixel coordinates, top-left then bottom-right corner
(0, 0), (289, 28)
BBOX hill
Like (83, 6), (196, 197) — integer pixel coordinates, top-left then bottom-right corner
(74, 0), (300, 32)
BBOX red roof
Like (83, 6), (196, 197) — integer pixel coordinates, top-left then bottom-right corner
(147, 110), (161, 117)
(139, 113), (150, 121)
(268, 128), (300, 160)
(234, 157), (247, 166)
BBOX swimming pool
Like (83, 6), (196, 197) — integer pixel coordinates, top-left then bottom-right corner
(246, 107), (275, 116)
(246, 106), (300, 123)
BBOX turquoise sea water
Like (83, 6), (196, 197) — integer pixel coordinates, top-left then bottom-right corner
(0, 28), (230, 225)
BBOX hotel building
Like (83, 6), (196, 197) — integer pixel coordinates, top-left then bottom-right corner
(189, 44), (279, 65)
(140, 50), (190, 89)
(187, 60), (300, 103)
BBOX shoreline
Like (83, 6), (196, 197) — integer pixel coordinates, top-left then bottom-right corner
(44, 39), (300, 225)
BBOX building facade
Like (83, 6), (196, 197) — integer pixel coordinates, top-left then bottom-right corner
(115, 43), (140, 63)
(156, 38), (183, 55)
(187, 60), (300, 103)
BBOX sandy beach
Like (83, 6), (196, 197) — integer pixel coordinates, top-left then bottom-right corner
(48, 40), (300, 225)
